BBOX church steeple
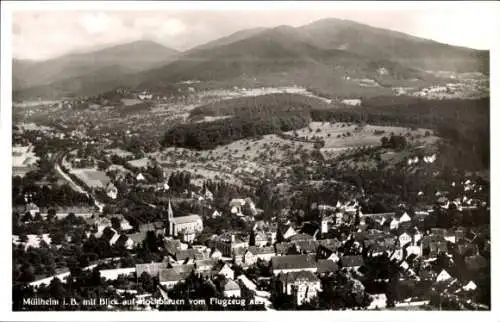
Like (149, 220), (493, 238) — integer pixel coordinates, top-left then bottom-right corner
(167, 199), (174, 236)
(167, 199), (174, 220)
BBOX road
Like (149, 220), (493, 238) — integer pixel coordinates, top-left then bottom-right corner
(53, 150), (105, 212)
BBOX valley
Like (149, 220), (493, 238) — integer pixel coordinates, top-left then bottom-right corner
(11, 14), (491, 312)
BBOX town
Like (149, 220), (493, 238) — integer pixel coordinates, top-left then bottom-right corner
(9, 9), (491, 313)
(12, 86), (490, 311)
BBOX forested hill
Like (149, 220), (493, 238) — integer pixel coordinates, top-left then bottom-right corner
(162, 94), (489, 170)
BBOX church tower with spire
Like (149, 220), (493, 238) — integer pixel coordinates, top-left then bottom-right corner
(167, 199), (174, 236)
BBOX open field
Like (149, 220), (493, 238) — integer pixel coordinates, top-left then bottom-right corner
(285, 122), (440, 159)
(71, 168), (110, 188)
(127, 157), (150, 169)
(146, 121), (441, 188)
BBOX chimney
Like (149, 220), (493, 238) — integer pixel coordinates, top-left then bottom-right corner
(231, 234), (236, 243)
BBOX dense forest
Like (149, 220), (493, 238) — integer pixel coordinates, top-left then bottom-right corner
(162, 94), (489, 171)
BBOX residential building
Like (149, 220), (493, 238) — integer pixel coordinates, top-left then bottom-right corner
(213, 262), (235, 280)
(159, 265), (194, 289)
(243, 246), (275, 265)
(222, 279), (241, 298)
(278, 271), (321, 306)
(282, 225), (297, 240)
(211, 233), (249, 257)
(136, 262), (169, 278)
(317, 259), (339, 276)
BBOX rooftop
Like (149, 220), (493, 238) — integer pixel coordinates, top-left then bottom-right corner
(317, 259), (339, 274)
(172, 214), (202, 225)
(247, 246), (275, 255)
(271, 254), (316, 271)
(279, 270), (319, 283)
(341, 255), (364, 268)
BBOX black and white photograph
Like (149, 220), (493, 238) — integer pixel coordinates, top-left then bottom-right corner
(1, 1), (498, 319)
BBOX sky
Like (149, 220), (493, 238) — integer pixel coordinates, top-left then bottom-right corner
(11, 2), (498, 61)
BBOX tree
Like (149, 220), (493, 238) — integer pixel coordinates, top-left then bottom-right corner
(50, 230), (66, 245)
(47, 208), (56, 221)
(111, 217), (121, 231)
(249, 229), (256, 246)
(276, 225), (284, 243)
(139, 272), (155, 293)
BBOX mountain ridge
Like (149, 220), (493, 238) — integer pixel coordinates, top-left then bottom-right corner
(13, 18), (489, 100)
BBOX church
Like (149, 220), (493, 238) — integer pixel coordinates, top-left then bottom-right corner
(166, 200), (203, 243)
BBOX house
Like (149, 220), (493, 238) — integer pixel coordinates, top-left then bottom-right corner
(243, 246), (275, 265)
(213, 262), (234, 280)
(222, 279), (241, 298)
(390, 218), (399, 230)
(194, 259), (217, 276)
(271, 254), (317, 275)
(429, 241), (448, 258)
(317, 259), (338, 276)
(436, 269), (452, 283)
(368, 294), (387, 310)
(406, 245), (422, 258)
(399, 212), (411, 223)
(106, 182), (118, 199)
(211, 210), (221, 218)
(317, 239), (341, 261)
(126, 232), (147, 246)
(211, 233), (249, 257)
(320, 216), (331, 234)
(282, 225), (297, 240)
(159, 265), (194, 289)
(115, 235), (134, 250)
(294, 240), (319, 254)
(172, 249), (207, 264)
(399, 233), (412, 247)
(254, 231), (268, 247)
(94, 217), (112, 237)
(205, 248), (220, 260)
(340, 255), (364, 271)
(136, 173), (146, 181)
(463, 281), (477, 291)
(278, 271), (321, 306)
(136, 262), (169, 278)
(25, 202), (40, 217)
(229, 198), (246, 215)
(233, 247), (246, 266)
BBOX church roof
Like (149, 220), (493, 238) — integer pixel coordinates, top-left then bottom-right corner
(172, 214), (202, 225)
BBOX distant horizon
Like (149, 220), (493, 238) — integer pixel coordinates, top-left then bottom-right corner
(12, 8), (495, 61)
